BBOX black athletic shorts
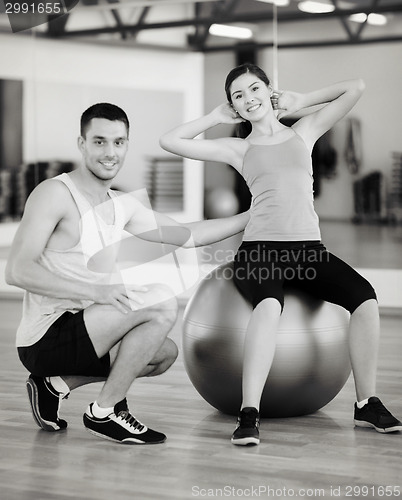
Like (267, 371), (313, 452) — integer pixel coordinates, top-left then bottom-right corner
(17, 310), (110, 377)
(233, 240), (377, 313)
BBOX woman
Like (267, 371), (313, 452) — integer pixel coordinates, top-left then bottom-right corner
(160, 63), (401, 445)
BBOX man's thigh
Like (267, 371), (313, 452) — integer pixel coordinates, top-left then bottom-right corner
(84, 283), (178, 358)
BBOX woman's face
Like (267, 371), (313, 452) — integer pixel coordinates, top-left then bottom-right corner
(229, 72), (272, 121)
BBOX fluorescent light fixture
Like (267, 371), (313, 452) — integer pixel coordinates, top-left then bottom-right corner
(209, 24), (253, 39)
(298, 1), (335, 14)
(367, 13), (387, 26)
(255, 0), (290, 6)
(349, 13), (367, 23)
(349, 12), (387, 25)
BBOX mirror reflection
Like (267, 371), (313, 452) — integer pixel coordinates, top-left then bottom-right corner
(0, 0), (401, 274)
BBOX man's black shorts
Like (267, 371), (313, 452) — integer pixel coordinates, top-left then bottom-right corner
(18, 310), (110, 377)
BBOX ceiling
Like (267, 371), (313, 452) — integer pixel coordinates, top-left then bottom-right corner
(24, 0), (402, 51)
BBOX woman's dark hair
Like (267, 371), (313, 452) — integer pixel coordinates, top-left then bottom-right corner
(80, 103), (130, 138)
(224, 63), (271, 138)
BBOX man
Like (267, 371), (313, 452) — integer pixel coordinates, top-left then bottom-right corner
(6, 103), (249, 445)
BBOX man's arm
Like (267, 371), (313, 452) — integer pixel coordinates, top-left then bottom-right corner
(124, 194), (250, 247)
(5, 181), (140, 313)
(5, 180), (88, 298)
(181, 211), (249, 247)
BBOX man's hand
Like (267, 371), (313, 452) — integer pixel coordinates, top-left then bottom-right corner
(92, 284), (149, 314)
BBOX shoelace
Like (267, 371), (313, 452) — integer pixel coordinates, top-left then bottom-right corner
(117, 410), (145, 431)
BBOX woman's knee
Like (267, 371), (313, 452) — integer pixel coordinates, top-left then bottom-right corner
(254, 296), (282, 315)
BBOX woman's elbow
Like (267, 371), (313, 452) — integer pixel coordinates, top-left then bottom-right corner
(5, 262), (18, 287)
(159, 134), (173, 152)
(354, 78), (366, 94)
(5, 260), (28, 288)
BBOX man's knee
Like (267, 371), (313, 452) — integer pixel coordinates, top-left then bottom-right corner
(153, 302), (178, 329)
(144, 338), (179, 377)
(146, 284), (178, 327)
(165, 338), (179, 364)
(161, 340), (178, 374)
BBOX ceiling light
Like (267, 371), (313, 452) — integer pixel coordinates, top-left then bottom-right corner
(367, 13), (387, 26)
(349, 12), (387, 25)
(255, 0), (290, 6)
(349, 13), (367, 23)
(209, 24), (253, 40)
(298, 1), (336, 14)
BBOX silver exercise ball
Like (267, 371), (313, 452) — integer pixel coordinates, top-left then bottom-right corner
(204, 188), (239, 219)
(183, 262), (351, 418)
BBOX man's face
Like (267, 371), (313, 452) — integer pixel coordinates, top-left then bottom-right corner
(78, 118), (129, 181)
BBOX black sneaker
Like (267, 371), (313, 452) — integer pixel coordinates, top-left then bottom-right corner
(26, 375), (69, 432)
(354, 397), (402, 433)
(83, 399), (167, 444)
(231, 407), (260, 446)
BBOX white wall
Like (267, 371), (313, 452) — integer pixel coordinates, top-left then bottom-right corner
(0, 33), (205, 221)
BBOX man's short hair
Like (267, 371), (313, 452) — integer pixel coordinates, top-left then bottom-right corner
(80, 103), (130, 138)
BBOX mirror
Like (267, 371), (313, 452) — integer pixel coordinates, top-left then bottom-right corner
(202, 3), (402, 272)
(0, 4), (401, 275)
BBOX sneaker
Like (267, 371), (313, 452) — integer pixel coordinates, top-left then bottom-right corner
(26, 375), (69, 432)
(231, 407), (260, 446)
(354, 397), (402, 433)
(83, 399), (166, 444)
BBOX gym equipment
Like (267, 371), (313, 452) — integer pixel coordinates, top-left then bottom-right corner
(183, 262), (351, 418)
(205, 188), (239, 219)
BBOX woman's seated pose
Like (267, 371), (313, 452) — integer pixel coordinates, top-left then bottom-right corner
(160, 63), (402, 445)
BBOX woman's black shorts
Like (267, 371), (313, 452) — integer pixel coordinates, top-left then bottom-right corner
(17, 310), (110, 378)
(233, 240), (377, 313)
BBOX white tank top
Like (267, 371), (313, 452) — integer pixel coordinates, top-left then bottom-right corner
(16, 173), (126, 347)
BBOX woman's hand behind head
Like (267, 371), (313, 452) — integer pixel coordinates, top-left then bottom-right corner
(274, 90), (304, 120)
(209, 103), (246, 125)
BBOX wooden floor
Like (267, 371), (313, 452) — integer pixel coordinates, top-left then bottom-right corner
(319, 221), (402, 270)
(0, 299), (401, 500)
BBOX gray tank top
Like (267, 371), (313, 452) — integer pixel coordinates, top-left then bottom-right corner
(16, 173), (126, 347)
(242, 131), (321, 242)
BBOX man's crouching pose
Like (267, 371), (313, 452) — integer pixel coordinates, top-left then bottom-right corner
(6, 103), (250, 444)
